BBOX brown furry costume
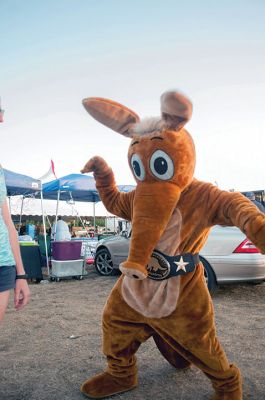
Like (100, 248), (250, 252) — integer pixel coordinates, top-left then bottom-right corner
(80, 91), (265, 400)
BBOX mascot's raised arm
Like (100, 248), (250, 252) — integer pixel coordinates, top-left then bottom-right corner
(80, 91), (265, 400)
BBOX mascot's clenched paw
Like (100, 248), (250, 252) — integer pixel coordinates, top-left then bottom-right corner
(81, 372), (137, 399)
(80, 156), (108, 174)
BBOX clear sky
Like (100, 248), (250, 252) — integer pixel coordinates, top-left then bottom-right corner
(1, 0), (265, 210)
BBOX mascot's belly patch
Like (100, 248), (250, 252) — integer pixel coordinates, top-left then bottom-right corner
(122, 207), (183, 318)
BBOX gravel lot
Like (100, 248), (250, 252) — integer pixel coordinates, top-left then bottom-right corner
(1, 268), (264, 400)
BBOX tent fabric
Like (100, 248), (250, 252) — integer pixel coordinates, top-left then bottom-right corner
(42, 174), (100, 202)
(41, 174), (135, 203)
(4, 169), (135, 215)
(4, 169), (41, 196)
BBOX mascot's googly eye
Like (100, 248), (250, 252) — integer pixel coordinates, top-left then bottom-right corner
(131, 154), (145, 181)
(150, 150), (174, 180)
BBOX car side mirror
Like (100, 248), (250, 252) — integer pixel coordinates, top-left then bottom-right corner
(126, 229), (132, 239)
(121, 229), (131, 239)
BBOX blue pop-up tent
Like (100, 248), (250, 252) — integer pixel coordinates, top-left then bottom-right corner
(4, 168), (41, 196)
(42, 173), (100, 202)
(41, 174), (135, 234)
(3, 168), (49, 271)
(41, 174), (100, 234)
(41, 174), (135, 203)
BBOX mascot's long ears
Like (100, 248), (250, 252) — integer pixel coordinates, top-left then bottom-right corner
(82, 90), (193, 137)
(82, 91), (195, 280)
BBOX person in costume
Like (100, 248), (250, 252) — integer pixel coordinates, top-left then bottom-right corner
(80, 91), (265, 400)
(0, 165), (30, 323)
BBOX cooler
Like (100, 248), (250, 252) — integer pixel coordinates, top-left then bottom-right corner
(51, 241), (82, 260)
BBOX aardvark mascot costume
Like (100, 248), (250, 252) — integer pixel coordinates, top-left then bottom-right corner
(80, 91), (265, 400)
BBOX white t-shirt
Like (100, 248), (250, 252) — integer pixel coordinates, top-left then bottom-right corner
(51, 220), (71, 241)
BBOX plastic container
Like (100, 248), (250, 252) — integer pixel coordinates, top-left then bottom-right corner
(51, 241), (82, 261)
(51, 259), (84, 277)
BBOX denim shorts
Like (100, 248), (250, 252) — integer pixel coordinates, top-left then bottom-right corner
(0, 265), (16, 292)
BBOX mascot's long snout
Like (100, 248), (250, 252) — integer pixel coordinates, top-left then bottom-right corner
(119, 182), (182, 279)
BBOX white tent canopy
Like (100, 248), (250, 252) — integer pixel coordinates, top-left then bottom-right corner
(9, 196), (110, 217)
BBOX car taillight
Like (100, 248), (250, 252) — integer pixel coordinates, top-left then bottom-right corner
(233, 238), (260, 253)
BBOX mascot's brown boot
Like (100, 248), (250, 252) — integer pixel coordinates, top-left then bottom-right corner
(81, 371), (138, 399)
(211, 391), (242, 400)
(210, 364), (242, 400)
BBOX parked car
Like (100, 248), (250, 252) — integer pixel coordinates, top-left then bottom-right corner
(94, 226), (265, 293)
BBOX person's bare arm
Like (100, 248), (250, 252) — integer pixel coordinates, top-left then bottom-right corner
(2, 200), (30, 310)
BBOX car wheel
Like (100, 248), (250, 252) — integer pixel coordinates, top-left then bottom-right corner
(95, 248), (115, 276)
(199, 256), (217, 294)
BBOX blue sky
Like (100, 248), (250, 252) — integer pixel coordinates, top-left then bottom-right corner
(1, 0), (265, 206)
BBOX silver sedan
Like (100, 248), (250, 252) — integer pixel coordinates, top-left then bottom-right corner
(93, 225), (265, 293)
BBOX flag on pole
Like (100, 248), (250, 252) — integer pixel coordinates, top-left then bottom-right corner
(0, 97), (4, 123)
(50, 159), (57, 179)
(38, 159), (57, 182)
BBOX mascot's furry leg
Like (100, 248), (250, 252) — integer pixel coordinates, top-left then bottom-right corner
(148, 265), (242, 400)
(81, 286), (146, 398)
(81, 283), (191, 399)
(81, 269), (242, 399)
(153, 333), (191, 370)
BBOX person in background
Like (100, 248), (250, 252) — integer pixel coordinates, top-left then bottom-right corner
(0, 166), (30, 324)
(71, 229), (76, 238)
(19, 223), (26, 236)
(245, 192), (265, 213)
(51, 216), (71, 241)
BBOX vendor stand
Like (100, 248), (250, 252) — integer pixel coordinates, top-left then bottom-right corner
(4, 168), (48, 280)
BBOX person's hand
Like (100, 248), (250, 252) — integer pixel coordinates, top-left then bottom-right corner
(14, 280), (30, 311)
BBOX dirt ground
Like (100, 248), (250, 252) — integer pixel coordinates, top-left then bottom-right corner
(0, 268), (264, 400)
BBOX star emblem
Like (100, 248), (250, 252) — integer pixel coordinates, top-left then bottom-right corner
(174, 256), (189, 273)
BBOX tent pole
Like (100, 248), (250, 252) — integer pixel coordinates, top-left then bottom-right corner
(93, 202), (96, 230)
(54, 189), (60, 238)
(45, 213), (52, 229)
(19, 196), (24, 234)
(40, 189), (49, 276)
(77, 213), (86, 231)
